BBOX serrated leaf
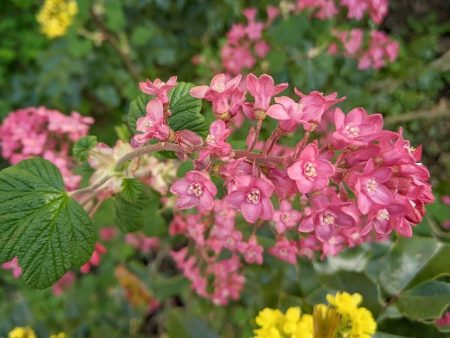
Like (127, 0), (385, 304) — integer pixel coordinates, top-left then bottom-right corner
(0, 158), (95, 288)
(127, 82), (207, 137)
(378, 237), (450, 295)
(72, 135), (97, 161)
(120, 178), (144, 203)
(396, 281), (450, 321)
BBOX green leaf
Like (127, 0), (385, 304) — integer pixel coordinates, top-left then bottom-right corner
(0, 158), (95, 288)
(114, 187), (161, 233)
(378, 237), (450, 295)
(127, 82), (207, 137)
(166, 310), (220, 338)
(396, 281), (450, 321)
(167, 82), (206, 136)
(120, 178), (144, 204)
(72, 135), (97, 161)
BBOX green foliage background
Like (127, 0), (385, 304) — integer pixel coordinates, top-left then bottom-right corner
(0, 0), (449, 337)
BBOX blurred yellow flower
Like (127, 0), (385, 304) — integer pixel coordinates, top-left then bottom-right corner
(36, 0), (78, 38)
(49, 333), (69, 338)
(8, 327), (36, 338)
(254, 306), (313, 338)
(253, 292), (376, 338)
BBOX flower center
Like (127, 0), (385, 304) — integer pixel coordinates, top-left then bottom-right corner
(345, 124), (360, 137)
(366, 178), (378, 193)
(304, 162), (317, 178)
(246, 189), (261, 204)
(212, 82), (225, 93)
(320, 212), (335, 225)
(188, 182), (204, 197)
(281, 213), (289, 222)
(206, 134), (217, 145)
(377, 208), (390, 221)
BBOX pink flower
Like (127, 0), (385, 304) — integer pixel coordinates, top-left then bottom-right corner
(295, 89), (345, 127)
(190, 74), (242, 115)
(436, 311), (450, 327)
(269, 238), (298, 264)
(139, 76), (177, 106)
(99, 227), (118, 241)
(239, 236), (264, 264)
(126, 233), (160, 253)
(287, 143), (335, 194)
(170, 171), (217, 211)
(273, 200), (302, 234)
(80, 243), (106, 274)
(133, 98), (170, 144)
(246, 74), (288, 112)
(225, 175), (274, 223)
(198, 120), (232, 160)
(267, 96), (304, 132)
(52, 272), (76, 296)
(348, 160), (393, 214)
(332, 107), (383, 148)
(299, 194), (355, 241)
(1, 257), (22, 278)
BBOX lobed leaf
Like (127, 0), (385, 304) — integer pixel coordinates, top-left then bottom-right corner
(0, 158), (95, 288)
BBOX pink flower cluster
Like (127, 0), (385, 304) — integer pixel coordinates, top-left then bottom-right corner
(0, 106), (93, 190)
(147, 72), (435, 304)
(221, 7), (279, 75)
(329, 29), (399, 70)
(217, 1), (396, 74)
(297, 0), (388, 24)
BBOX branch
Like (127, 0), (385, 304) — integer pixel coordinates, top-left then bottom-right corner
(69, 175), (113, 198)
(385, 99), (450, 124)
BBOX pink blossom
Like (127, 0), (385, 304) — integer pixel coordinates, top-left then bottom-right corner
(0, 107), (92, 190)
(125, 233), (160, 253)
(139, 76), (177, 106)
(273, 200), (302, 234)
(80, 243), (106, 274)
(348, 160), (393, 214)
(52, 272), (76, 296)
(239, 236), (264, 264)
(198, 120), (232, 160)
(267, 168), (298, 199)
(269, 238), (298, 264)
(295, 89), (345, 126)
(332, 107), (383, 148)
(133, 98), (170, 144)
(436, 311), (450, 327)
(287, 143), (335, 194)
(225, 175), (274, 223)
(170, 171), (217, 211)
(300, 194), (355, 241)
(246, 73), (288, 112)
(1, 257), (22, 278)
(190, 73), (242, 115)
(99, 227), (118, 241)
(267, 96), (304, 132)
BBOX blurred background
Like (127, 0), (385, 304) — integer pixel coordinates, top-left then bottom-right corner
(0, 0), (449, 337)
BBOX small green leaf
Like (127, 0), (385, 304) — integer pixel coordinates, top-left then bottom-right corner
(0, 158), (95, 288)
(120, 178), (144, 204)
(127, 82), (207, 137)
(72, 135), (97, 161)
(396, 281), (450, 321)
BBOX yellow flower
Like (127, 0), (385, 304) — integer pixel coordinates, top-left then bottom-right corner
(36, 0), (78, 38)
(8, 327), (36, 338)
(312, 304), (341, 338)
(49, 333), (69, 338)
(283, 307), (301, 334)
(348, 307), (377, 338)
(294, 314), (314, 338)
(326, 292), (362, 315)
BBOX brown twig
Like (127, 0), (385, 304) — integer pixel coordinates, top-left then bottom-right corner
(90, 9), (141, 81)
